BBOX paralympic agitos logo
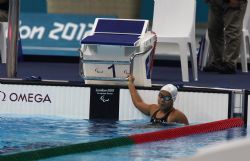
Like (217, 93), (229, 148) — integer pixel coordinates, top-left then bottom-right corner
(0, 91), (52, 103)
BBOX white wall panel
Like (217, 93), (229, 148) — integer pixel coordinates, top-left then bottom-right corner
(0, 83), (230, 123)
(0, 84), (90, 119)
(119, 89), (229, 123)
(176, 92), (228, 123)
(119, 89), (159, 120)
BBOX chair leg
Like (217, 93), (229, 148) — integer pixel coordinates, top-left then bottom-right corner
(0, 22), (7, 64)
(0, 24), (5, 63)
(179, 44), (189, 82)
(240, 34), (248, 73)
(188, 42), (198, 81)
(201, 31), (210, 70)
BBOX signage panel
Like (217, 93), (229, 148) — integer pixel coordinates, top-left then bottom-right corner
(20, 13), (113, 56)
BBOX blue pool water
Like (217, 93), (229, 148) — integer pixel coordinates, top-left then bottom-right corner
(0, 115), (248, 161)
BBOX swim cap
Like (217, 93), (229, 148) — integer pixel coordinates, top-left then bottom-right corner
(160, 84), (178, 101)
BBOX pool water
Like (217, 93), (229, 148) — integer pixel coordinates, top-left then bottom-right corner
(0, 115), (248, 161)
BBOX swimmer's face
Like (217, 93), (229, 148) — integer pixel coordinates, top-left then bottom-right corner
(158, 90), (173, 110)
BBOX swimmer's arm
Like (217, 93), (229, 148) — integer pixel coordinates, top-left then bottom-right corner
(176, 114), (189, 125)
(128, 75), (151, 115)
(172, 111), (189, 125)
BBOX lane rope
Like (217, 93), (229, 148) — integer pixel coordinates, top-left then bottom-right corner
(0, 118), (244, 161)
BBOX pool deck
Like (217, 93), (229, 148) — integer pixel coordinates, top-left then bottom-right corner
(0, 61), (249, 90)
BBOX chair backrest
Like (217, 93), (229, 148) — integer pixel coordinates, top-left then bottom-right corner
(152, 0), (196, 37)
(243, 2), (250, 30)
(92, 18), (149, 35)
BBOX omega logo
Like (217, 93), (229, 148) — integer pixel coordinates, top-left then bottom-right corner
(0, 91), (52, 103)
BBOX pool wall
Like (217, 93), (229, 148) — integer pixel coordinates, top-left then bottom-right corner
(0, 79), (246, 124)
(246, 90), (250, 125)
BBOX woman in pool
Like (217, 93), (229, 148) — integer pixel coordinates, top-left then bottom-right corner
(128, 75), (189, 125)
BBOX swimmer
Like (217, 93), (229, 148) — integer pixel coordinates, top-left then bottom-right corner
(128, 75), (189, 125)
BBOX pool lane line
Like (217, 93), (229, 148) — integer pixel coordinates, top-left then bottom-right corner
(0, 118), (244, 161)
(128, 117), (244, 144)
(0, 137), (134, 161)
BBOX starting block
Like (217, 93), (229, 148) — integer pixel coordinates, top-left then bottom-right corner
(80, 18), (156, 87)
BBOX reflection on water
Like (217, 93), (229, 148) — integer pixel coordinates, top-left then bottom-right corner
(0, 116), (248, 161)
(0, 116), (172, 155)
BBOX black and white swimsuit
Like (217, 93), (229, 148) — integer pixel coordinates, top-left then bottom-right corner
(150, 109), (174, 124)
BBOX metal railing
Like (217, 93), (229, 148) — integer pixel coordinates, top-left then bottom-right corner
(6, 0), (20, 78)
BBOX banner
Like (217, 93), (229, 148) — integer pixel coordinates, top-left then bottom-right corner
(0, 84), (91, 119)
(20, 13), (112, 56)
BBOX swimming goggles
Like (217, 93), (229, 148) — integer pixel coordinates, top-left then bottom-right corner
(158, 93), (172, 101)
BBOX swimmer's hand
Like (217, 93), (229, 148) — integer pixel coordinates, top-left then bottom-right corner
(127, 74), (135, 84)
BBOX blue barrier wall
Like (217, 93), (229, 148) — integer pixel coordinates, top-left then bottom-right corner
(20, 13), (115, 56)
(196, 0), (208, 23)
(21, 0), (47, 13)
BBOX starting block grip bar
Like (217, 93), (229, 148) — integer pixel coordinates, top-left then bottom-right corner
(81, 60), (131, 65)
(83, 76), (128, 81)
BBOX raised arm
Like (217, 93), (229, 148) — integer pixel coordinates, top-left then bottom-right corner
(127, 75), (152, 116)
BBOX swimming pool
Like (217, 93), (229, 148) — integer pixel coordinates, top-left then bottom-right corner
(0, 115), (248, 161)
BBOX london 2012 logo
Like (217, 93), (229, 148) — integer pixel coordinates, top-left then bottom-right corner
(0, 91), (52, 103)
(96, 88), (115, 103)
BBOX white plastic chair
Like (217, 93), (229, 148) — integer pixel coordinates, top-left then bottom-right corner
(0, 22), (8, 63)
(201, 3), (250, 72)
(152, 0), (198, 82)
(240, 2), (250, 72)
(200, 31), (210, 70)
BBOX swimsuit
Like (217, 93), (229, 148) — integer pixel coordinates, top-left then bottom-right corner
(150, 108), (174, 124)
